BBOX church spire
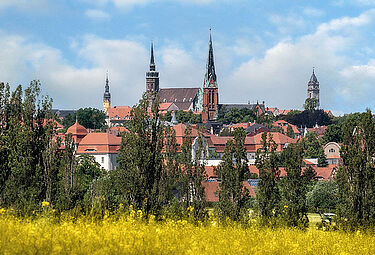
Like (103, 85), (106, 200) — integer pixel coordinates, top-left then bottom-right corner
(104, 71), (110, 100)
(204, 29), (217, 88)
(103, 71), (111, 114)
(150, 42), (156, 71)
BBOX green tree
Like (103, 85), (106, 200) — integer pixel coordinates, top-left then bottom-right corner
(283, 109), (331, 128)
(286, 125), (294, 138)
(303, 132), (328, 167)
(75, 154), (105, 207)
(256, 132), (280, 225)
(307, 181), (338, 211)
(179, 126), (207, 220)
(337, 109), (375, 228)
(281, 142), (316, 228)
(322, 124), (343, 144)
(1, 81), (54, 212)
(56, 134), (77, 210)
(304, 98), (317, 111)
(115, 95), (165, 216)
(63, 107), (106, 130)
(216, 128), (250, 220)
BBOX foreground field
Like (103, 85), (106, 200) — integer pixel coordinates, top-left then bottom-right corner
(0, 212), (374, 254)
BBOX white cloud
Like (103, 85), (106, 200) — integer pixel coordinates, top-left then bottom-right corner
(222, 9), (375, 113)
(85, 9), (111, 20)
(303, 7), (324, 17)
(269, 14), (306, 34)
(0, 0), (48, 11)
(85, 0), (214, 9)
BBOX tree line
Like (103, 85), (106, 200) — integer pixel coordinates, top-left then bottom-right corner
(1, 82), (375, 230)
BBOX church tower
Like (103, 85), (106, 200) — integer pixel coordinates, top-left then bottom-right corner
(146, 43), (159, 98)
(307, 68), (320, 109)
(202, 31), (219, 123)
(103, 71), (111, 114)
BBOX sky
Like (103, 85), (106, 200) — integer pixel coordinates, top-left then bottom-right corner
(1, 0), (375, 115)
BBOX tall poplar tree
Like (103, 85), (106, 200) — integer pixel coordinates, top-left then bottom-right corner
(115, 94), (164, 215)
(256, 132), (281, 225)
(337, 109), (375, 228)
(216, 128), (249, 220)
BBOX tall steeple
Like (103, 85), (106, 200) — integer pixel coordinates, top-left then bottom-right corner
(307, 67), (320, 109)
(204, 29), (217, 88)
(146, 42), (159, 96)
(103, 71), (111, 114)
(202, 29), (219, 123)
(150, 42), (156, 71)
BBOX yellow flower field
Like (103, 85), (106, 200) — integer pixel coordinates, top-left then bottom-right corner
(0, 211), (374, 254)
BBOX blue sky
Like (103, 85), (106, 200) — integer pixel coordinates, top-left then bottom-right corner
(1, 0), (375, 115)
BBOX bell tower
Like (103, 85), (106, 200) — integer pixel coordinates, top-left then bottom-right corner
(202, 31), (219, 123)
(103, 71), (111, 114)
(307, 68), (320, 109)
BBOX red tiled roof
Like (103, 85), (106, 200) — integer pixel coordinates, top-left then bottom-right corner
(108, 106), (132, 121)
(159, 102), (173, 111)
(278, 110), (291, 115)
(307, 126), (327, 136)
(203, 180), (257, 202)
(313, 165), (337, 180)
(77, 132), (121, 154)
(66, 121), (88, 136)
(109, 126), (129, 133)
(272, 120), (300, 135)
(207, 135), (256, 152)
(253, 131), (298, 151)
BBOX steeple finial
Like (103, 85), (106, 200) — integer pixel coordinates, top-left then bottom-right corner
(150, 42), (156, 71)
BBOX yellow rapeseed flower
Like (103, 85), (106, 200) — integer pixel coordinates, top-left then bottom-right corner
(0, 208), (5, 214)
(42, 201), (50, 207)
(284, 205), (288, 208)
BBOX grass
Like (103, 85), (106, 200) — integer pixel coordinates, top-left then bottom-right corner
(0, 209), (374, 254)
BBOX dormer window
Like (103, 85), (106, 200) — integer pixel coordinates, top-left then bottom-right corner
(163, 99), (167, 103)
(183, 98), (186, 102)
(189, 98), (192, 102)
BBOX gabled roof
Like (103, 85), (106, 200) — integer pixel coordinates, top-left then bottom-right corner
(158, 88), (200, 103)
(77, 132), (121, 154)
(108, 106), (132, 120)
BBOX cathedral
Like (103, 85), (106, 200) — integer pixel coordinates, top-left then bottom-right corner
(145, 32), (222, 123)
(102, 32), (322, 124)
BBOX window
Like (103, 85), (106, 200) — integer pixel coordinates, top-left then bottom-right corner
(183, 98), (186, 102)
(163, 99), (167, 103)
(101, 157), (104, 163)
